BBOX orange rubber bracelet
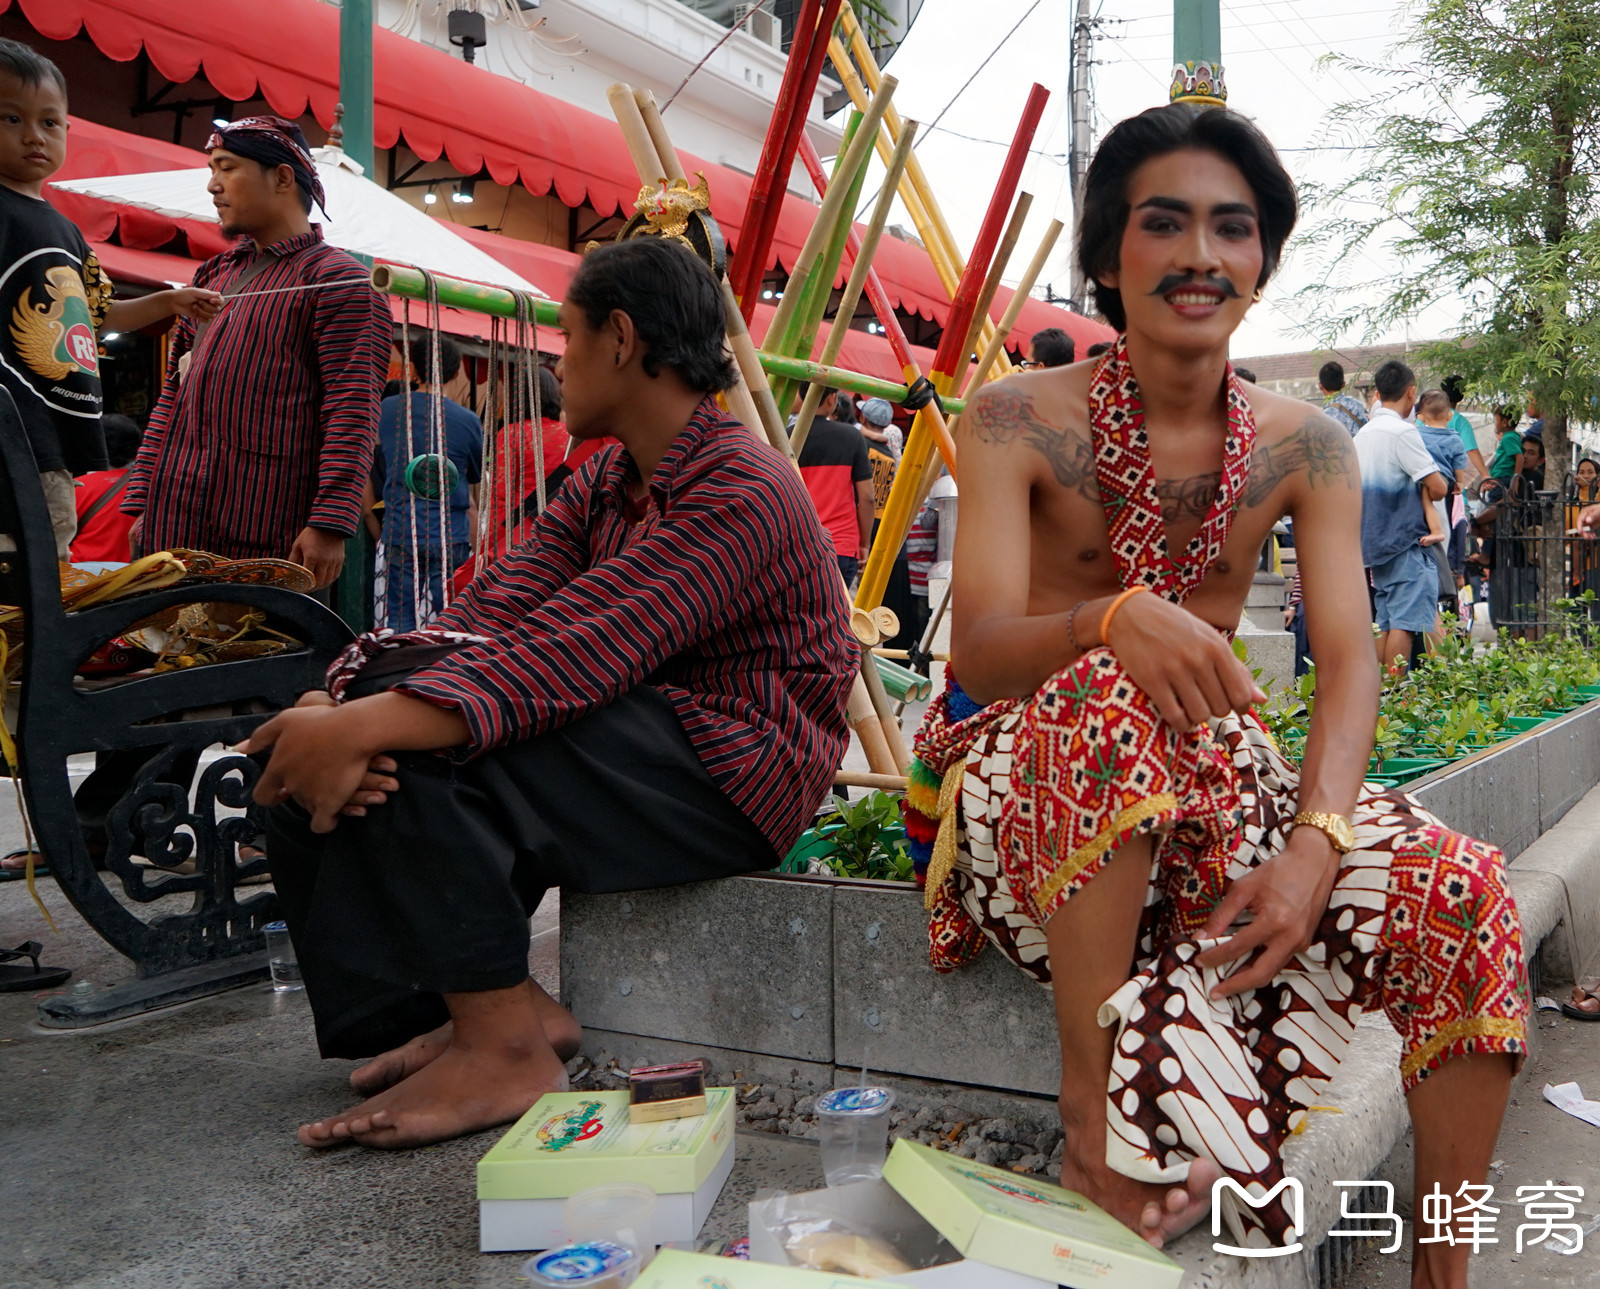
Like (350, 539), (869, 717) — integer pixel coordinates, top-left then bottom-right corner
(1099, 586), (1150, 646)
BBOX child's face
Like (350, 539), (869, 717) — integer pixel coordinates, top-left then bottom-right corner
(0, 74), (67, 195)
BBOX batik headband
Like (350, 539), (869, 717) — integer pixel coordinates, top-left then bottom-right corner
(206, 116), (328, 219)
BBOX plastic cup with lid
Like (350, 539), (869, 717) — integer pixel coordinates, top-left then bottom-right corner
(521, 1241), (640, 1289)
(563, 1182), (657, 1259)
(815, 1085), (897, 1186)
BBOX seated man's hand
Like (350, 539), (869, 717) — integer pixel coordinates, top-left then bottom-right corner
(241, 703), (380, 833)
(1105, 592), (1265, 732)
(255, 691), (403, 821)
(1579, 503), (1600, 538)
(1193, 828), (1341, 998)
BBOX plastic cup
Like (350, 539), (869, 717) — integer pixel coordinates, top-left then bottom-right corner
(563, 1183), (657, 1260)
(263, 921), (302, 992)
(815, 1086), (896, 1186)
(521, 1242), (640, 1289)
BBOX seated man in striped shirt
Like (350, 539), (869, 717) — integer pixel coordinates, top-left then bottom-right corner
(244, 239), (858, 1150)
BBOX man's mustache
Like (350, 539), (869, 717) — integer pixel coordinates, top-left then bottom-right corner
(1148, 273), (1242, 298)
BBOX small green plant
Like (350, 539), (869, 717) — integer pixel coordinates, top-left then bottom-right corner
(796, 790), (914, 882)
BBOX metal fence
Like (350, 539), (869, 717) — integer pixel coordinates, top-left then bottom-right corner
(1473, 479), (1600, 637)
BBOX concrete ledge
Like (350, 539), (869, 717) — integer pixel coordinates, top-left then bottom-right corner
(1510, 784), (1600, 981)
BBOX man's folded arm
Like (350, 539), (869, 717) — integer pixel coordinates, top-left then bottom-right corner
(395, 488), (775, 752)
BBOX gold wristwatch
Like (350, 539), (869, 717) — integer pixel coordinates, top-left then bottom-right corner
(1291, 811), (1356, 853)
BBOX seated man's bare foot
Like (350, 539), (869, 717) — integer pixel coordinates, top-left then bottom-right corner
(303, 1031), (568, 1150)
(1058, 1116), (1220, 1250)
(348, 981), (581, 1095)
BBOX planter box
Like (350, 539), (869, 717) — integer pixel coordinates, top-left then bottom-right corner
(561, 699), (1600, 1099)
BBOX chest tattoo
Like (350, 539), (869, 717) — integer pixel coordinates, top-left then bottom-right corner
(969, 388), (1354, 512)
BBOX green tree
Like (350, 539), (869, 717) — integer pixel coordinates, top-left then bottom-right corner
(1296, 0), (1600, 513)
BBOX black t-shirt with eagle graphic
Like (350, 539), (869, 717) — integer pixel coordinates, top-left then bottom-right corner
(0, 185), (112, 474)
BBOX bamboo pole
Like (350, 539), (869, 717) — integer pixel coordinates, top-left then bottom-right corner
(955, 192), (1032, 393)
(858, 643), (910, 773)
(791, 121), (918, 456)
(631, 87), (792, 458)
(853, 84), (1050, 614)
(732, 0), (846, 318)
(829, 14), (1013, 382)
(949, 218), (1066, 426)
(729, 0), (820, 310)
(372, 264), (966, 415)
(833, 769), (910, 791)
(762, 75), (897, 370)
(767, 110), (869, 419)
(793, 136), (959, 478)
(847, 674), (897, 775)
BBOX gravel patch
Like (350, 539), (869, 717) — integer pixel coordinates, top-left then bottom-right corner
(565, 1052), (1064, 1179)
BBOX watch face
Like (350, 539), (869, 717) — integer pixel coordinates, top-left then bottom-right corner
(1332, 817), (1356, 851)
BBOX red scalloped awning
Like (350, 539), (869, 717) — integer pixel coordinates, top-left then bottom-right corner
(17, 0), (1108, 353)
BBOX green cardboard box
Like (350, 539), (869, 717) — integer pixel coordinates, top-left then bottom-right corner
(635, 1248), (907, 1288)
(477, 1088), (734, 1252)
(880, 1140), (1184, 1288)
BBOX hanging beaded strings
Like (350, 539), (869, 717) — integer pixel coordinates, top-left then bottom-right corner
(424, 268), (452, 620)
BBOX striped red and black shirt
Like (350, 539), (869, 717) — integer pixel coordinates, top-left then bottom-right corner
(122, 228), (390, 559)
(397, 398), (857, 853)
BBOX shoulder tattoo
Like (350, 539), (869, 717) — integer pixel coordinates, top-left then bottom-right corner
(965, 387), (1100, 498)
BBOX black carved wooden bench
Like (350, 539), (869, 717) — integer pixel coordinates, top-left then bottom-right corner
(0, 390), (353, 1025)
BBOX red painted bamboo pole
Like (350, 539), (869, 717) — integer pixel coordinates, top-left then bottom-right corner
(928, 82), (1050, 379)
(729, 0), (817, 311)
(733, 0), (845, 321)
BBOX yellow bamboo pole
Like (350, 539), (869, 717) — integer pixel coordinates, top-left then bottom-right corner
(833, 769), (910, 791)
(834, 8), (1015, 380)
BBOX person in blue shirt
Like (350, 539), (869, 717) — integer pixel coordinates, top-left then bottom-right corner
(373, 334), (483, 631)
(1415, 388), (1478, 639)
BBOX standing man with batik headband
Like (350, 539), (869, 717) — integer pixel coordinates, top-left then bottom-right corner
(122, 116), (390, 588)
(905, 105), (1524, 1283)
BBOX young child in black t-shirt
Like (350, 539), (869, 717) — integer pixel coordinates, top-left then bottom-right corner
(0, 38), (222, 560)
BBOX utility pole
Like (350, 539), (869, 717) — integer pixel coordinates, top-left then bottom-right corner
(336, 0), (375, 631)
(338, 0), (375, 173)
(1066, 0), (1093, 309)
(1170, 0), (1226, 105)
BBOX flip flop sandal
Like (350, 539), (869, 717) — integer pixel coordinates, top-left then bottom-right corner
(0, 849), (47, 882)
(1561, 986), (1600, 1021)
(0, 940), (70, 992)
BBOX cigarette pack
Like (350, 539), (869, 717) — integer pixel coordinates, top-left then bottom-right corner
(879, 1140), (1184, 1288)
(635, 1248), (907, 1287)
(476, 1088), (734, 1252)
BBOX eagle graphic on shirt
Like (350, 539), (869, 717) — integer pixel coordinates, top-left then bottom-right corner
(9, 264), (99, 382)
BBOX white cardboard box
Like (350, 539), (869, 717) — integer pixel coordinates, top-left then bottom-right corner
(480, 1139), (735, 1253)
(748, 1178), (1052, 1288)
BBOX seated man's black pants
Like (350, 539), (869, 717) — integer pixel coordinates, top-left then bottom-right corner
(264, 687), (777, 1059)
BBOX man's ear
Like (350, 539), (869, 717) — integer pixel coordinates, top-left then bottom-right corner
(609, 309), (639, 371)
(274, 163), (298, 198)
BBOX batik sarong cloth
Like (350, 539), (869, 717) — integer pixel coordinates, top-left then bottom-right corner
(908, 653), (1530, 1246)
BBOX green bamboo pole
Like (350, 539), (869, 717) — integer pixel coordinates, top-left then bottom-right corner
(791, 121), (919, 456)
(760, 76), (896, 383)
(772, 113), (870, 416)
(767, 111), (863, 416)
(369, 265), (962, 415)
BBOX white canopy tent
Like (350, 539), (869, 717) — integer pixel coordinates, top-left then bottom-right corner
(52, 147), (542, 296)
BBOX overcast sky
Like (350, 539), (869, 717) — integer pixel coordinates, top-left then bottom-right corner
(853, 0), (1461, 360)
